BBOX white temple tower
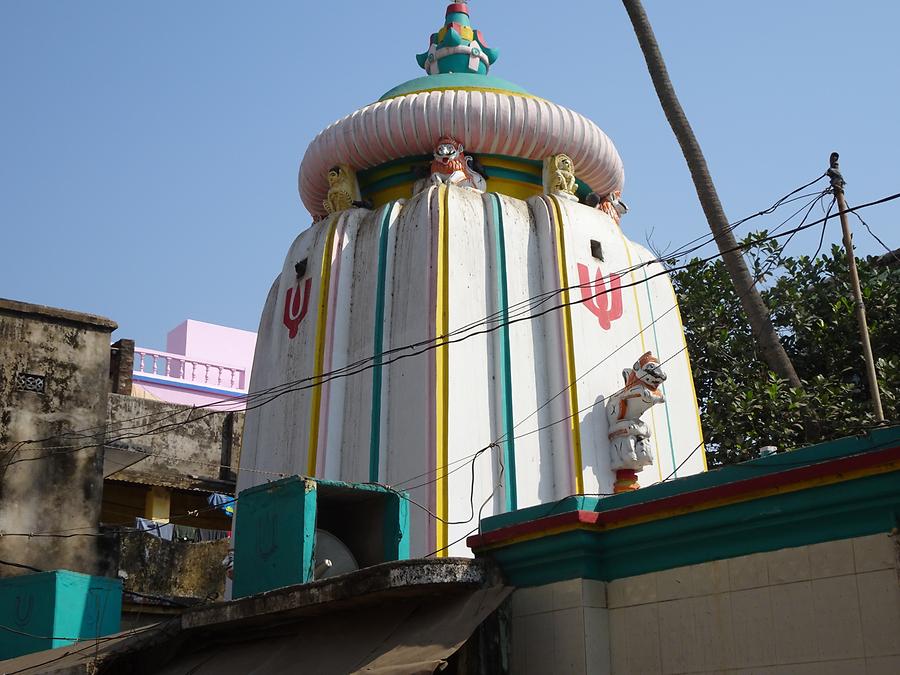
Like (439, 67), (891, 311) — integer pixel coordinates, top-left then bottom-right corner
(239, 2), (705, 557)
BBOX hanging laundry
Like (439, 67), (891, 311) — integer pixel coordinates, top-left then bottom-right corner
(198, 528), (230, 541)
(173, 524), (200, 542)
(135, 517), (174, 541)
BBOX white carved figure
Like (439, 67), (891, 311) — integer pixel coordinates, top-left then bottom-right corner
(414, 136), (487, 195)
(606, 351), (667, 472)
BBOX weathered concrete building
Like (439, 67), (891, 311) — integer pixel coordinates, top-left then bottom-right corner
(102, 393), (242, 530)
(0, 298), (117, 576)
(0, 298), (242, 615)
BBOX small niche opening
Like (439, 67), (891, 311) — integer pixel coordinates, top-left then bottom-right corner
(295, 259), (308, 278)
(590, 240), (604, 261)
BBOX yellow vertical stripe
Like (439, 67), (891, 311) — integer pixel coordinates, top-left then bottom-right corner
(667, 281), (708, 471)
(549, 196), (585, 494)
(616, 230), (663, 484)
(435, 185), (450, 555)
(307, 216), (340, 476)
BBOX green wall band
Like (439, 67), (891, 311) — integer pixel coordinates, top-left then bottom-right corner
(488, 193), (518, 511)
(369, 202), (396, 482)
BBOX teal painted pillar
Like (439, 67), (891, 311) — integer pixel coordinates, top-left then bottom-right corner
(232, 476), (411, 599)
(0, 570), (122, 660)
(232, 476), (318, 599)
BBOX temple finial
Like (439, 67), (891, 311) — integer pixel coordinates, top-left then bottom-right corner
(416, 2), (499, 75)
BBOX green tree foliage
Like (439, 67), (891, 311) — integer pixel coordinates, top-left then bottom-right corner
(671, 235), (900, 466)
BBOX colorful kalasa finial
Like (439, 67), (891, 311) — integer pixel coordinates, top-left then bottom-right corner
(416, 3), (499, 75)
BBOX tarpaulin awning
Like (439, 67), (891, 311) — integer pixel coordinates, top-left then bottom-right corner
(154, 585), (511, 675)
(0, 560), (508, 675)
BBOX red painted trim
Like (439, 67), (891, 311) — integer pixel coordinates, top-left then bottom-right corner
(447, 3), (469, 15)
(468, 445), (900, 549)
(468, 511), (592, 549)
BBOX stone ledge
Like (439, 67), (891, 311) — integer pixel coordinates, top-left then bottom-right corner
(0, 297), (118, 331)
(182, 557), (498, 630)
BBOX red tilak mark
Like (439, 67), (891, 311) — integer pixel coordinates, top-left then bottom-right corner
(283, 277), (312, 339)
(577, 263), (623, 330)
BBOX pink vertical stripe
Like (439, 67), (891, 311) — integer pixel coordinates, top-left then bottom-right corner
(545, 198), (575, 496)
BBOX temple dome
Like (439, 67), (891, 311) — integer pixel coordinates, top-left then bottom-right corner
(248, 4), (706, 562)
(297, 2), (625, 219)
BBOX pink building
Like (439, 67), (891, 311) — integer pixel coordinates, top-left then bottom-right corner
(133, 320), (257, 408)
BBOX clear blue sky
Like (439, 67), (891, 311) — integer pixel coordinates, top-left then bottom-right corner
(2, 1), (898, 350)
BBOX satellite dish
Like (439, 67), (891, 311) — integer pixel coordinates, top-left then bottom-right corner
(313, 529), (359, 580)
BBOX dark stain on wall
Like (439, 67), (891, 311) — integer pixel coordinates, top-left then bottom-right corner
(0, 299), (117, 578)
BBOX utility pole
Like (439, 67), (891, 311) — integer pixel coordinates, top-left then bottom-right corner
(827, 152), (885, 422)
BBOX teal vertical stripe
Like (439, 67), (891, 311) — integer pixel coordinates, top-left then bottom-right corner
(369, 202), (395, 482)
(489, 194), (517, 511)
(642, 266), (678, 477)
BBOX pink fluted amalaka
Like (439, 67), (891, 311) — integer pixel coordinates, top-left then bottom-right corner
(298, 90), (625, 219)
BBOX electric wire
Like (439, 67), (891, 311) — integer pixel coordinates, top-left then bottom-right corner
(0, 177), (840, 464)
(850, 210), (900, 264)
(0, 203), (862, 468)
(388, 302), (682, 491)
(0, 341), (691, 540)
(4, 190), (899, 541)
(456, 204), (877, 522)
(3, 189), (892, 501)
(392, 341), (689, 495)
(753, 190), (831, 282)
(812, 197), (837, 260)
(423, 527), (479, 558)
(1, 176), (836, 453)
(476, 420), (899, 536)
(6, 189), (898, 536)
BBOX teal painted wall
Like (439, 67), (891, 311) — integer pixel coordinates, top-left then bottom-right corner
(473, 427), (900, 587)
(488, 470), (900, 587)
(379, 73), (529, 101)
(480, 426), (900, 533)
(0, 570), (121, 660)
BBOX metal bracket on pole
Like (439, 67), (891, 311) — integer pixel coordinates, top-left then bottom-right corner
(827, 152), (845, 191)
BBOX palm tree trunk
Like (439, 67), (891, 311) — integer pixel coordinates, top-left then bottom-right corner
(621, 0), (801, 387)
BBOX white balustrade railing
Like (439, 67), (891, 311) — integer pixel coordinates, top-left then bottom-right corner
(133, 348), (247, 392)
